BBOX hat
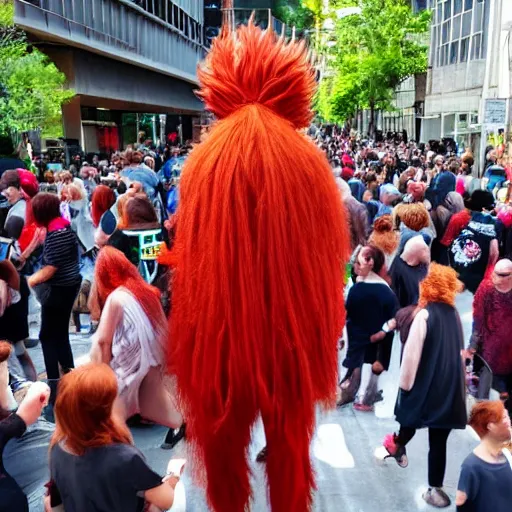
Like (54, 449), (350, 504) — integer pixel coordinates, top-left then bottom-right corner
(17, 169), (38, 197)
(0, 170), (21, 191)
(341, 167), (354, 181)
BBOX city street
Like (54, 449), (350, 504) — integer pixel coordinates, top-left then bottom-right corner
(20, 291), (481, 512)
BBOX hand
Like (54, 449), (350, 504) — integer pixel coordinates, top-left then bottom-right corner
(461, 348), (475, 361)
(27, 275), (36, 288)
(16, 381), (50, 426)
(370, 331), (386, 343)
(163, 475), (180, 489)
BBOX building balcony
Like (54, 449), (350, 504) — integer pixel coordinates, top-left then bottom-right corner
(14, 0), (206, 84)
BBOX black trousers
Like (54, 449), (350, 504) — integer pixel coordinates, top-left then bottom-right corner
(397, 426), (451, 488)
(0, 474), (28, 512)
(39, 282), (81, 381)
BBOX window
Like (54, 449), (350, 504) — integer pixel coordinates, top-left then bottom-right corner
(437, 2), (443, 23)
(444, 0), (451, 20)
(450, 41), (459, 64)
(462, 11), (471, 36)
(442, 20), (451, 43)
(471, 33), (481, 59)
(474, 1), (483, 31)
(454, 0), (463, 14)
(464, 0), (473, 9)
(460, 36), (469, 61)
(452, 14), (461, 39)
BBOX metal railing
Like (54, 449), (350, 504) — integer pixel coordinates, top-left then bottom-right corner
(15, 0), (206, 82)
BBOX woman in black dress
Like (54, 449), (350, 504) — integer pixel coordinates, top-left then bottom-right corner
(339, 245), (399, 410)
(381, 263), (466, 508)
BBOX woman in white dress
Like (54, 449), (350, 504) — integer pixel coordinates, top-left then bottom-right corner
(89, 246), (181, 429)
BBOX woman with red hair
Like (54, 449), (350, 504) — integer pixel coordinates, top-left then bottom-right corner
(89, 247), (181, 429)
(382, 263), (466, 508)
(91, 184), (116, 228)
(456, 401), (512, 511)
(48, 363), (183, 512)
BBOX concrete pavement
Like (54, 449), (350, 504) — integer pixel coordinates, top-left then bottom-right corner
(21, 291), (477, 511)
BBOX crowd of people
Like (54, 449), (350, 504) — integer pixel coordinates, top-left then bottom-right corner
(321, 128), (512, 509)
(0, 22), (512, 512)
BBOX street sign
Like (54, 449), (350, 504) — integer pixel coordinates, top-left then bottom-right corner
(484, 99), (507, 126)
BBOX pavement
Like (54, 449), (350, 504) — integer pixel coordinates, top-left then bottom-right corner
(21, 291), (479, 511)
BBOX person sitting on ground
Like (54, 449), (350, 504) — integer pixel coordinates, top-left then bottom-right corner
(0, 342), (50, 512)
(48, 363), (183, 512)
(89, 247), (183, 442)
(456, 401), (512, 511)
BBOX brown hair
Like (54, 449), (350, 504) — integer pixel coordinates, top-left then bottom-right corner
(32, 192), (61, 227)
(399, 203), (430, 232)
(124, 195), (158, 228)
(51, 363), (132, 455)
(368, 215), (399, 255)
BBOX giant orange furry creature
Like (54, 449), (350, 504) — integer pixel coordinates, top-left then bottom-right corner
(166, 22), (349, 512)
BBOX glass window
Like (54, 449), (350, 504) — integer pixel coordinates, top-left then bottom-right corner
(460, 36), (470, 61)
(436, 47), (441, 67)
(462, 12), (472, 36)
(474, 2), (483, 31)
(450, 41), (459, 64)
(464, 0), (473, 10)
(441, 44), (449, 66)
(452, 14), (461, 39)
(442, 20), (451, 43)
(437, 3), (443, 22)
(454, 0), (463, 14)
(444, 0), (451, 20)
(471, 33), (481, 59)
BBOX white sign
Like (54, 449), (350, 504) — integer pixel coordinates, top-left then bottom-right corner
(484, 99), (507, 125)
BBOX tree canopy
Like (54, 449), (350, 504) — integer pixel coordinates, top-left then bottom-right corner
(316, 0), (430, 131)
(0, 2), (74, 138)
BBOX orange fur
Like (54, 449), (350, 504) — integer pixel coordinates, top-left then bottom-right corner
(418, 263), (459, 308)
(168, 22), (349, 512)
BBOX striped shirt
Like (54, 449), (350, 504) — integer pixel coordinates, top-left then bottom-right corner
(43, 227), (81, 286)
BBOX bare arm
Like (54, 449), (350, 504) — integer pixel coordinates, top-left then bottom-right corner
(145, 480), (177, 510)
(90, 294), (123, 364)
(399, 309), (428, 391)
(27, 265), (57, 287)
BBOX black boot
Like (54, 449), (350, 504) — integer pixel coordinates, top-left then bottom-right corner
(72, 312), (81, 333)
(161, 424), (186, 450)
(43, 379), (60, 423)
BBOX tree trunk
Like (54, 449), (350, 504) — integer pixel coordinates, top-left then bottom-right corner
(369, 100), (375, 139)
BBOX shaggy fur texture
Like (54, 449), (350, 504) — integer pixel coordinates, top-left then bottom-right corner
(168, 23), (349, 512)
(418, 263), (459, 308)
(369, 215), (399, 255)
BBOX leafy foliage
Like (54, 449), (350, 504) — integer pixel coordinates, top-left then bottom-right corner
(0, 1), (74, 137)
(316, 0), (430, 129)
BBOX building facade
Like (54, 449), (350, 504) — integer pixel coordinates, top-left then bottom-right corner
(422, 0), (511, 171)
(14, 0), (207, 151)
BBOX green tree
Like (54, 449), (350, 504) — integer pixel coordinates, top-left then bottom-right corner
(317, 0), (430, 135)
(0, 1), (74, 138)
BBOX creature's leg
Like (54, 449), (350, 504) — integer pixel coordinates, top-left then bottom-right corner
(263, 404), (316, 512)
(201, 413), (254, 512)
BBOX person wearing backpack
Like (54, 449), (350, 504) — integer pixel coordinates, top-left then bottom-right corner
(440, 190), (500, 293)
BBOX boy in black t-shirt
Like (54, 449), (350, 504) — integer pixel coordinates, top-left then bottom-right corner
(457, 401), (512, 511)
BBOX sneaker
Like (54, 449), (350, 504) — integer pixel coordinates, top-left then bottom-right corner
(161, 424), (186, 450)
(383, 433), (408, 468)
(256, 446), (268, 463)
(422, 488), (451, 508)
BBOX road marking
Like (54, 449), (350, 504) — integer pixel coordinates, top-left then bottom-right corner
(313, 423), (355, 468)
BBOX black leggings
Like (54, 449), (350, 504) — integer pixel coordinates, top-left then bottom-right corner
(397, 426), (451, 488)
(39, 282), (81, 381)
